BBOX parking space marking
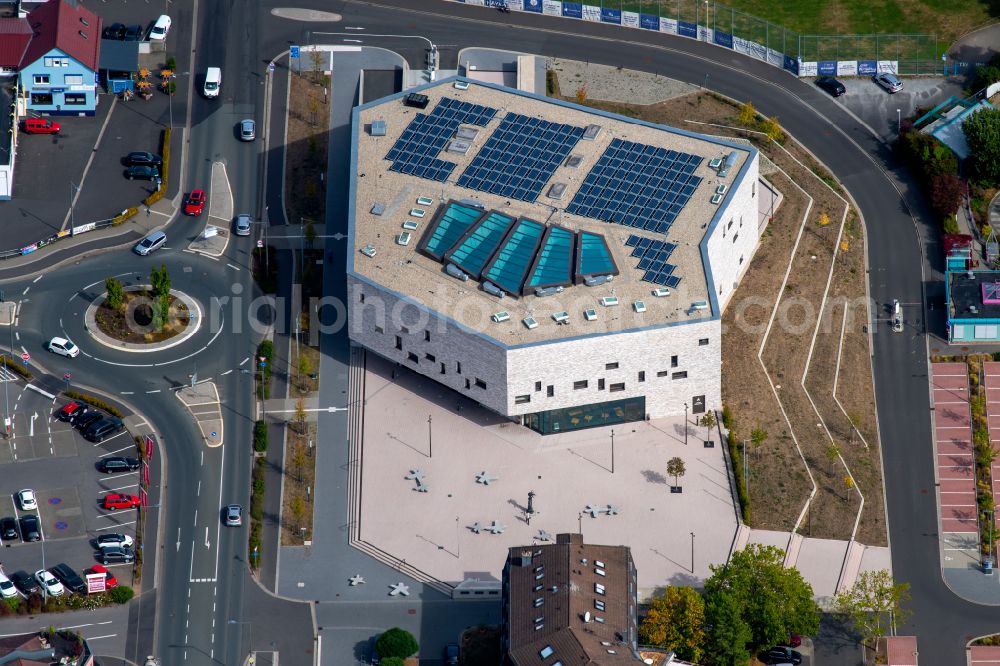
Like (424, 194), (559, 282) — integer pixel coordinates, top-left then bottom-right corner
(106, 445), (138, 455)
(98, 483), (139, 494)
(92, 431), (128, 446)
(85, 634), (117, 641)
(93, 520), (136, 531)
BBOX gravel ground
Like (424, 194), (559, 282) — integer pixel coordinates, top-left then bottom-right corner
(547, 57), (699, 104)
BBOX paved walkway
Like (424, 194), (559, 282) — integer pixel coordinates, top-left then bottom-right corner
(971, 645), (1000, 665)
(949, 22), (1000, 64)
(175, 381), (223, 447)
(987, 363), (1000, 553)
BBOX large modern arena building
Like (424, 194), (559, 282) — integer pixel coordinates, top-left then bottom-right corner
(346, 78), (762, 434)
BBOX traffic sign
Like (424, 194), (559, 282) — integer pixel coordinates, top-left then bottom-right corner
(256, 239), (264, 249)
(20, 352), (29, 362)
(290, 45), (300, 58)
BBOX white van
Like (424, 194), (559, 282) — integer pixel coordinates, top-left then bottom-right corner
(203, 67), (221, 98)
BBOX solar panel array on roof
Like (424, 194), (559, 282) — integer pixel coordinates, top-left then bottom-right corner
(567, 138), (704, 234)
(625, 234), (682, 288)
(457, 114), (585, 202)
(385, 96), (497, 182)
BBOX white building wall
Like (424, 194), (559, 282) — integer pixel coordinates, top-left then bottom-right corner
(706, 155), (761, 313)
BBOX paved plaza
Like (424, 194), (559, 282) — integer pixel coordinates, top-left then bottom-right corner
(358, 354), (739, 597)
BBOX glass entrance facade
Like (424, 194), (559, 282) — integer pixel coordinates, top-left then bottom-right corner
(525, 396), (646, 435)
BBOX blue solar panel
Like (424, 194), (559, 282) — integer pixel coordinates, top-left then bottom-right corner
(567, 138), (703, 235)
(625, 234), (681, 287)
(384, 97), (497, 182)
(456, 113), (585, 203)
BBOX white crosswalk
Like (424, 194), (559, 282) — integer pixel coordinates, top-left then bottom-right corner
(0, 367), (19, 382)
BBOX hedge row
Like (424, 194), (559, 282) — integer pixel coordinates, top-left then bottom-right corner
(112, 206), (139, 226)
(0, 355), (33, 379)
(257, 340), (273, 399)
(254, 420), (268, 452)
(142, 127), (171, 207)
(63, 390), (124, 417)
(726, 430), (751, 523)
(248, 458), (265, 568)
(1, 586), (134, 616)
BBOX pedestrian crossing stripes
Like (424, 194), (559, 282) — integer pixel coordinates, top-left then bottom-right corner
(0, 367), (19, 382)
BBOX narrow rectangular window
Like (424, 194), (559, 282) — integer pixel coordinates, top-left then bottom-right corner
(605, 362), (619, 370)
(440, 362), (446, 374)
(359, 292), (365, 303)
(672, 371), (688, 380)
(657, 370), (669, 378)
(752, 181), (756, 197)
(424, 330), (430, 342)
(400, 326), (409, 334)
(457, 361), (462, 374)
(638, 371), (645, 382)
(425, 353), (436, 362)
(699, 338), (709, 346)
(475, 378), (487, 389)
(406, 352), (418, 363)
(609, 382), (625, 393)
(732, 232), (739, 243)
(671, 355), (678, 368)
(374, 325), (383, 334)
(546, 385), (554, 397)
(395, 336), (402, 350)
(515, 395), (531, 404)
(573, 380), (588, 390)
(535, 381), (542, 392)
(739, 255), (744, 265)
(727, 218), (734, 229)
(598, 378), (605, 390)
(465, 378), (471, 389)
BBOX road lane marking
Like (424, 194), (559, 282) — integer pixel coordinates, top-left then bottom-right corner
(220, 369), (232, 376)
(226, 263), (240, 271)
(240, 357), (249, 366)
(193, 509), (198, 526)
(146, 389), (161, 394)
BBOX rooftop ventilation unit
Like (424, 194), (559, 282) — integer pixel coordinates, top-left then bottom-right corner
(710, 193), (723, 204)
(582, 124), (602, 140)
(633, 300), (646, 313)
(459, 198), (486, 209)
(717, 151), (739, 178)
(456, 126), (479, 140)
(968, 271), (976, 280)
(584, 274), (613, 286)
(535, 286), (564, 297)
(402, 220), (418, 231)
(547, 183), (567, 200)
(445, 263), (469, 281)
(453, 80), (470, 90)
(396, 232), (411, 246)
(483, 281), (506, 298)
(492, 311), (511, 323)
(446, 139), (472, 155)
(410, 208), (427, 218)
(584, 309), (597, 321)
(690, 300), (709, 310)
(565, 154), (584, 169)
(716, 184), (729, 195)
(583, 612), (592, 623)
(416, 196), (434, 206)
(708, 157), (724, 170)
(552, 311), (569, 324)
(651, 288), (671, 297)
(403, 93), (429, 109)
(371, 203), (386, 216)
(600, 296), (619, 307)
(370, 120), (386, 136)
(971, 305), (979, 314)
(523, 317), (539, 330)
(360, 244), (377, 258)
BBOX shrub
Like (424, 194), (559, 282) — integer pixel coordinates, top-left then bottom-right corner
(376, 628), (419, 659)
(142, 127), (171, 207)
(254, 420), (268, 452)
(109, 585), (135, 604)
(738, 101), (756, 126)
(165, 55), (177, 71)
(1, 356), (32, 379)
(112, 207), (139, 226)
(64, 390), (124, 417)
(257, 340), (274, 399)
(105, 276), (125, 310)
(929, 174), (965, 221)
(727, 431), (751, 523)
(382, 658), (406, 666)
(721, 405), (734, 430)
(943, 214), (961, 235)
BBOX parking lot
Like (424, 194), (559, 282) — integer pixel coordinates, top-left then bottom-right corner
(0, 382), (139, 594)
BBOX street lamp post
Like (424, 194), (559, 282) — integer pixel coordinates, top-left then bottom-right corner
(578, 511), (583, 534)
(690, 532), (695, 574)
(896, 108), (901, 134)
(610, 429), (615, 474)
(427, 414), (433, 458)
(684, 402), (689, 446)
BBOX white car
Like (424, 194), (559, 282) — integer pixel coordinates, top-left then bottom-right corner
(35, 570), (64, 596)
(0, 572), (15, 599)
(96, 533), (134, 549)
(48, 337), (80, 358)
(149, 14), (171, 41)
(17, 489), (37, 511)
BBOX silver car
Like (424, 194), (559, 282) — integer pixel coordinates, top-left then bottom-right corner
(224, 504), (243, 526)
(235, 214), (252, 236)
(239, 119), (256, 141)
(873, 71), (902, 93)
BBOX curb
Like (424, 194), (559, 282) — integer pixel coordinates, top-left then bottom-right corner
(84, 287), (204, 354)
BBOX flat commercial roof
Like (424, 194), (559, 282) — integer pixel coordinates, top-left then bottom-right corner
(949, 270), (1000, 321)
(350, 78), (754, 346)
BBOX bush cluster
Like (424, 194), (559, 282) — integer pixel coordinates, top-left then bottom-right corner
(896, 125), (962, 227)
(254, 420), (268, 452)
(727, 430), (751, 523)
(143, 128), (171, 207)
(0, 355), (33, 379)
(248, 458), (265, 567)
(257, 340), (274, 399)
(0, 586), (135, 616)
(64, 390), (124, 417)
(111, 207), (139, 226)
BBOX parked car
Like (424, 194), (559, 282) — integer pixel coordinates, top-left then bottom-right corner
(125, 165), (160, 181)
(74, 411), (104, 431)
(873, 71), (902, 93)
(99, 546), (135, 565)
(124, 24), (144, 41)
(83, 417), (124, 443)
(135, 231), (167, 256)
(203, 66), (222, 98)
(98, 456), (141, 473)
(369, 637), (380, 665)
(814, 75), (846, 97)
(124, 151), (162, 167)
(96, 533), (134, 549)
(48, 337), (80, 358)
(21, 118), (61, 135)
(35, 570), (64, 596)
(87, 564), (118, 588)
(760, 646), (803, 665)
(16, 489), (37, 511)
(50, 563), (87, 594)
(56, 401), (87, 422)
(184, 189), (207, 215)
(102, 493), (140, 511)
(224, 504), (243, 526)
(0, 572), (15, 599)
(235, 214), (252, 236)
(19, 515), (40, 542)
(784, 634), (802, 648)
(0, 516), (18, 540)
(444, 643), (459, 666)
(239, 119), (256, 141)
(149, 14), (171, 41)
(102, 22), (127, 40)
(9, 570), (39, 596)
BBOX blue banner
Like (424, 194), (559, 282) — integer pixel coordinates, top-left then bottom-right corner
(857, 60), (877, 76)
(522, 0), (542, 12)
(601, 7), (621, 23)
(713, 31), (733, 49)
(677, 21), (696, 38)
(562, 2), (582, 18)
(639, 13), (659, 31)
(783, 55), (799, 75)
(817, 61), (837, 75)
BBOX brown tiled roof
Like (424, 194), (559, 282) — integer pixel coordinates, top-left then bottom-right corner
(0, 18), (32, 68)
(22, 0), (101, 71)
(505, 533), (639, 666)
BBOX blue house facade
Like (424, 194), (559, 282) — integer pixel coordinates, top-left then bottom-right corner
(18, 0), (101, 116)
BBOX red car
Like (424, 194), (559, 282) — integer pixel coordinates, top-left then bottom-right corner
(184, 189), (206, 216)
(22, 118), (61, 135)
(56, 402), (85, 421)
(102, 494), (140, 510)
(87, 565), (118, 588)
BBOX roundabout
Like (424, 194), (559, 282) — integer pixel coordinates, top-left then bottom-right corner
(85, 285), (203, 353)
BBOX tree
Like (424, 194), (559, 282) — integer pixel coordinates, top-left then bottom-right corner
(305, 221), (317, 248)
(294, 397), (307, 434)
(376, 628), (418, 660)
(750, 427), (768, 458)
(703, 544), (819, 653)
(298, 352), (312, 378)
(381, 658), (405, 666)
(835, 569), (911, 657)
(928, 173), (965, 221)
(738, 101), (756, 127)
(762, 116), (784, 142)
(700, 411), (717, 442)
(825, 443), (841, 463)
(847, 411), (863, 445)
(105, 277), (125, 311)
(964, 107), (1000, 184)
(638, 586), (706, 662)
(702, 589), (752, 666)
(843, 475), (855, 499)
(574, 84), (588, 104)
(666, 457), (686, 488)
(150, 264), (171, 298)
